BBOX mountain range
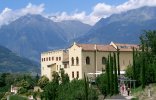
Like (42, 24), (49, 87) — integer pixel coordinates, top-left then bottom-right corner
(0, 14), (90, 62)
(78, 6), (156, 44)
(0, 45), (39, 73)
(0, 6), (156, 65)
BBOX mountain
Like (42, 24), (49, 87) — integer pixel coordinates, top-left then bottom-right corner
(0, 45), (39, 73)
(57, 20), (91, 41)
(0, 6), (156, 63)
(78, 6), (156, 44)
(0, 14), (67, 62)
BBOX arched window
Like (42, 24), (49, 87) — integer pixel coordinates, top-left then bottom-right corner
(86, 56), (90, 65)
(102, 57), (106, 64)
(76, 57), (79, 65)
(71, 57), (74, 65)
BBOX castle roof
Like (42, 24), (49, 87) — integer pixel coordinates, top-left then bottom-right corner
(76, 42), (139, 52)
(113, 42), (139, 51)
(77, 44), (116, 51)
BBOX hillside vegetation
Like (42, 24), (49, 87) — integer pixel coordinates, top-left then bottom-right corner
(0, 45), (39, 73)
(132, 84), (156, 100)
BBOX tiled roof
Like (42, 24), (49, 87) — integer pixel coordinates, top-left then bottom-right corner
(115, 43), (139, 51)
(76, 43), (139, 52)
(77, 44), (116, 51)
(77, 44), (95, 51)
(97, 45), (116, 51)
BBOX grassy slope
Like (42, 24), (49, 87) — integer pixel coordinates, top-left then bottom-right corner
(9, 95), (28, 100)
(132, 83), (156, 100)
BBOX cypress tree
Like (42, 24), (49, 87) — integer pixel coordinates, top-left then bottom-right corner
(113, 52), (118, 94)
(106, 55), (110, 94)
(84, 73), (89, 100)
(141, 37), (145, 89)
(132, 47), (136, 80)
(117, 47), (120, 76)
(109, 53), (114, 95)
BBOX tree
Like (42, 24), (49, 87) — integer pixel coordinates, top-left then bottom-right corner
(96, 73), (108, 98)
(106, 55), (110, 94)
(140, 34), (146, 89)
(109, 53), (114, 95)
(132, 47), (135, 80)
(44, 82), (58, 100)
(113, 52), (118, 94)
(84, 73), (89, 100)
(117, 47), (120, 76)
(17, 79), (30, 89)
(38, 76), (49, 89)
(52, 71), (60, 85)
(60, 68), (69, 84)
(126, 30), (156, 89)
(35, 74), (40, 85)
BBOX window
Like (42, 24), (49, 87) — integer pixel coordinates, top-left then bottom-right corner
(64, 64), (67, 68)
(71, 57), (74, 65)
(86, 56), (90, 64)
(102, 57), (107, 64)
(44, 58), (45, 61)
(49, 57), (51, 61)
(123, 60), (125, 65)
(59, 57), (61, 61)
(52, 57), (54, 61)
(72, 71), (74, 78)
(46, 57), (48, 61)
(129, 60), (131, 64)
(56, 57), (58, 61)
(76, 57), (79, 65)
(77, 71), (79, 78)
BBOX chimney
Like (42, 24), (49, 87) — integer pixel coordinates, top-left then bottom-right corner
(94, 44), (97, 50)
(73, 42), (76, 45)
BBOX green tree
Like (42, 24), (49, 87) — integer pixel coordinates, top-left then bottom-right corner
(60, 68), (69, 84)
(106, 55), (110, 94)
(52, 71), (60, 85)
(132, 47), (136, 80)
(96, 73), (108, 98)
(44, 82), (58, 100)
(38, 76), (49, 89)
(17, 79), (30, 89)
(84, 73), (89, 100)
(117, 47), (120, 76)
(126, 30), (156, 89)
(113, 52), (118, 94)
(140, 35), (146, 89)
(109, 53), (114, 95)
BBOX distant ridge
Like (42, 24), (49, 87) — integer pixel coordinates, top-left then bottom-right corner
(0, 6), (156, 63)
(77, 6), (156, 44)
(0, 45), (39, 73)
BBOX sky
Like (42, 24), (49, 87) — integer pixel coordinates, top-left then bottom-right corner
(0, 0), (156, 26)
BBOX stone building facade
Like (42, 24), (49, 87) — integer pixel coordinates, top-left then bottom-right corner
(41, 42), (139, 80)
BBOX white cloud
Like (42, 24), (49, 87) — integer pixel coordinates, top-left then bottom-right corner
(0, 3), (44, 26)
(51, 0), (156, 25)
(21, 3), (44, 14)
(1, 0), (156, 26)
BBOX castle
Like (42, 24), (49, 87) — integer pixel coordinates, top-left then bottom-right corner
(41, 42), (139, 80)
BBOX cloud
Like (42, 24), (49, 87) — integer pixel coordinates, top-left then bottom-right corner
(51, 0), (156, 25)
(0, 3), (44, 26)
(21, 3), (44, 14)
(1, 0), (156, 26)
(49, 11), (94, 25)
